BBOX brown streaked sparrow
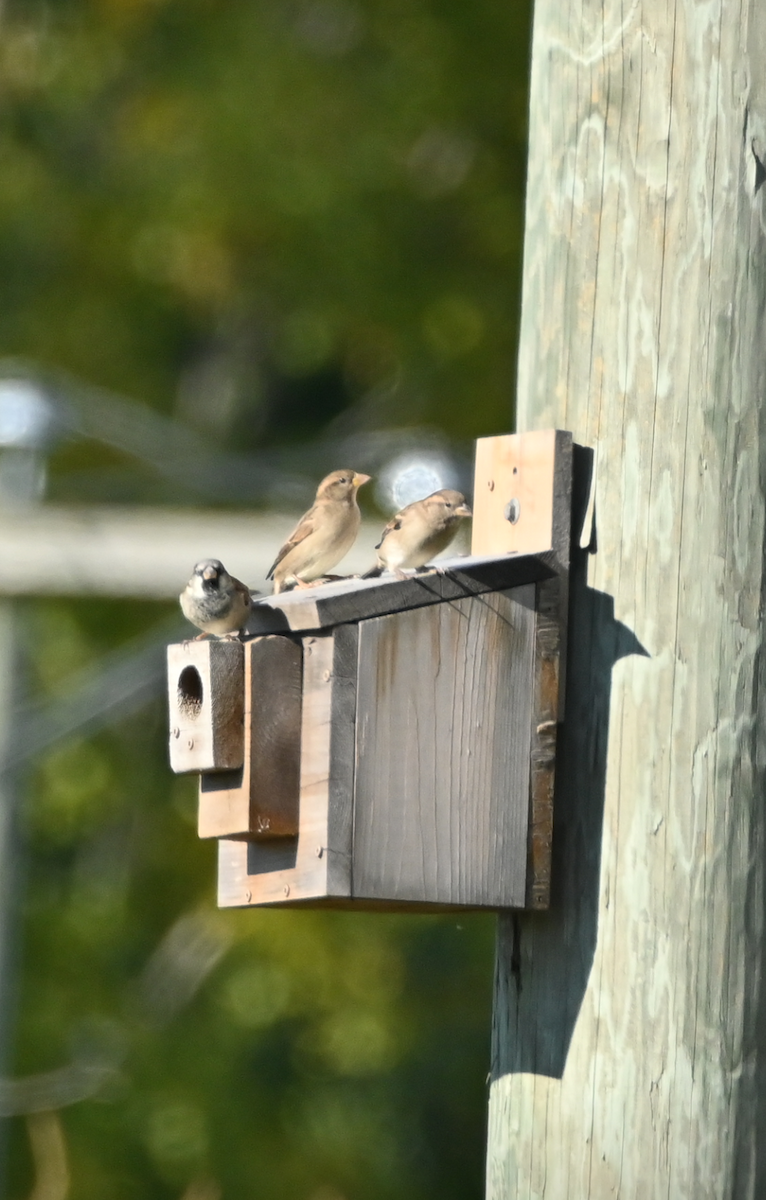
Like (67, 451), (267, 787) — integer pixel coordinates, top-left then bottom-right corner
(268, 469), (371, 594)
(364, 489), (472, 578)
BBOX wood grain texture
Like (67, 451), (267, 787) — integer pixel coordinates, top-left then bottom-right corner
(472, 431), (573, 719)
(197, 636), (301, 840)
(217, 630), (356, 905)
(488, 1), (766, 1197)
(472, 431), (572, 561)
(247, 551), (555, 634)
(247, 635), (302, 837)
(167, 640), (244, 774)
(352, 586), (536, 908)
(524, 576), (561, 909)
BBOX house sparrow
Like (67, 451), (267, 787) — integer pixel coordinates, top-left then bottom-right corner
(180, 559), (252, 638)
(364, 489), (472, 578)
(267, 469), (371, 594)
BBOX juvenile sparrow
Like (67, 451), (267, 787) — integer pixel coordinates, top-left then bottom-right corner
(180, 559), (252, 638)
(267, 469), (371, 594)
(365, 489), (472, 578)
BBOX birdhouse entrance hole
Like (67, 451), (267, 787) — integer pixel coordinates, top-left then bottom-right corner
(178, 666), (204, 720)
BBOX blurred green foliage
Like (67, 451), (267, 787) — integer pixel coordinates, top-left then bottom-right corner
(0, 0), (530, 452)
(0, 0), (531, 1195)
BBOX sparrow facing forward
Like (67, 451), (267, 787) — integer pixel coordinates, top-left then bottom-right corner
(267, 469), (371, 594)
(180, 559), (252, 638)
(365, 489), (472, 577)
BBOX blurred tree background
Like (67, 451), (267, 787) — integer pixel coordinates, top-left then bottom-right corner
(0, 0), (532, 1196)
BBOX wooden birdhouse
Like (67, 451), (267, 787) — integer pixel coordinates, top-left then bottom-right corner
(167, 430), (573, 912)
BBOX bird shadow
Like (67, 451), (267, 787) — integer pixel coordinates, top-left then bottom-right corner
(490, 446), (649, 1081)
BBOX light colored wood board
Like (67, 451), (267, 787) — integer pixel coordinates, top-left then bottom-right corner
(167, 640), (244, 774)
(247, 551), (556, 634)
(217, 633), (352, 906)
(352, 586), (536, 908)
(472, 431), (572, 560)
(488, 0), (766, 1195)
(472, 432), (572, 721)
(0, 506), (381, 599)
(199, 767), (248, 841)
(197, 636), (301, 839)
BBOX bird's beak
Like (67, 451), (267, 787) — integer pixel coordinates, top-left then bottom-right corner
(455, 503), (472, 518)
(353, 473), (371, 488)
(202, 565), (217, 581)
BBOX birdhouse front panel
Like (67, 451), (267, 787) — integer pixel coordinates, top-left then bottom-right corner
(352, 587), (535, 908)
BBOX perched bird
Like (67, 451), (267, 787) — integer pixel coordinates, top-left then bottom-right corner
(365, 488), (472, 578)
(267, 469), (371, 594)
(180, 559), (252, 638)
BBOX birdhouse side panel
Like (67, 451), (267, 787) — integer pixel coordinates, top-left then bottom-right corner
(352, 586), (536, 908)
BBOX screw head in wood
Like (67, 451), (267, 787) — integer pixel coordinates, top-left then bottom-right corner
(245, 890), (251, 902)
(487, 479), (495, 491)
(322, 669), (332, 682)
(504, 498), (521, 524)
(316, 846), (323, 858)
(187, 738), (194, 749)
(172, 727), (180, 739)
(283, 884), (290, 897)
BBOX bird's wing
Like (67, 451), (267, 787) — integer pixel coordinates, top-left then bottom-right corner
(374, 515), (402, 551)
(232, 577), (252, 603)
(266, 506), (317, 577)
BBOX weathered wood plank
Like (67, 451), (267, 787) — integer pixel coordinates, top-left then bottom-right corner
(472, 431), (572, 717)
(352, 586), (536, 908)
(488, 0), (766, 1196)
(523, 575), (560, 909)
(217, 630), (356, 906)
(246, 550), (556, 634)
(197, 636), (301, 839)
(247, 635), (302, 837)
(325, 622), (358, 897)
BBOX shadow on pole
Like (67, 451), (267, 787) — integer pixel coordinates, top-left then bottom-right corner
(491, 448), (648, 1080)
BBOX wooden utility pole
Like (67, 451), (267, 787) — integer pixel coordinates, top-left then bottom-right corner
(487, 2), (766, 1197)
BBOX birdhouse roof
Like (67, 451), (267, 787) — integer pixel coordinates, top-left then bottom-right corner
(247, 550), (558, 635)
